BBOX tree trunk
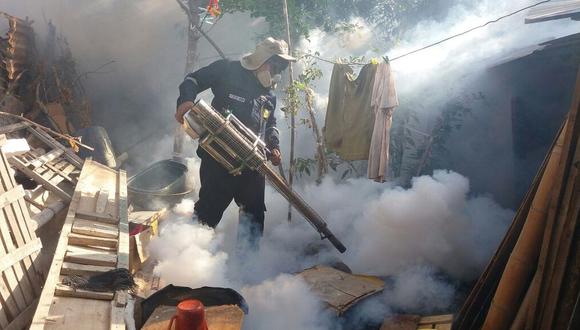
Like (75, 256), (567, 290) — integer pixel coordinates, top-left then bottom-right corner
(174, 0), (201, 159)
(305, 87), (328, 182)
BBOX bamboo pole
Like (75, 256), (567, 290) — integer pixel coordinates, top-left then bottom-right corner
(482, 122), (567, 330)
(282, 0), (295, 222)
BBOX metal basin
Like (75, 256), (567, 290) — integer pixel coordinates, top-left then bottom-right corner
(128, 159), (192, 210)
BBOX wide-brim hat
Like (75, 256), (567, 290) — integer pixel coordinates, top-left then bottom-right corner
(241, 37), (297, 71)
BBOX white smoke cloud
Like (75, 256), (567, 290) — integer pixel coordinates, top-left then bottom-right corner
(148, 218), (229, 288)
(150, 169), (512, 327)
(240, 274), (335, 330)
(385, 265), (455, 314)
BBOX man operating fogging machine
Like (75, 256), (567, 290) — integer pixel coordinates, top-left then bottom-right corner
(175, 37), (296, 251)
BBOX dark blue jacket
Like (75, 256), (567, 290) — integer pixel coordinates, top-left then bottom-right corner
(177, 59), (279, 150)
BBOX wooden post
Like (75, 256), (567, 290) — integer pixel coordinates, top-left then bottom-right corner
(282, 0), (295, 222)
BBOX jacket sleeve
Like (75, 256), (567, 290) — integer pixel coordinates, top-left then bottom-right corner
(177, 59), (228, 106)
(264, 93), (279, 150)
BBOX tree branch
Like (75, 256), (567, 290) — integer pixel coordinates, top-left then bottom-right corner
(175, 0), (227, 60)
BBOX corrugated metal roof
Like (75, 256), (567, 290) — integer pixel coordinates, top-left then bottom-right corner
(487, 32), (580, 68)
(526, 0), (580, 24)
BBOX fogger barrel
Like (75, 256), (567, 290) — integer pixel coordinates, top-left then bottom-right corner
(183, 99), (346, 253)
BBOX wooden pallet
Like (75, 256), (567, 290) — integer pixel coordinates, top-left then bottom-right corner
(1, 122), (83, 203)
(0, 136), (44, 330)
(29, 159), (129, 330)
(9, 149), (80, 202)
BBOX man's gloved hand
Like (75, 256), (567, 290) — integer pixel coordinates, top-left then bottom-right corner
(270, 148), (281, 166)
(175, 101), (195, 124)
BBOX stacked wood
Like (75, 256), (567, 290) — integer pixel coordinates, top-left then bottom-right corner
(0, 12), (34, 96)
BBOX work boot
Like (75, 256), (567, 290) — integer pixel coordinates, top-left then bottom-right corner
(191, 212), (204, 226)
(235, 210), (262, 260)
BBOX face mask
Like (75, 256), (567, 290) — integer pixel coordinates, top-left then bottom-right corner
(257, 70), (272, 88)
(271, 74), (282, 89)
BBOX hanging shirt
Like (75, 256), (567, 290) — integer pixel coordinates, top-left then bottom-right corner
(324, 63), (378, 160)
(368, 62), (399, 182)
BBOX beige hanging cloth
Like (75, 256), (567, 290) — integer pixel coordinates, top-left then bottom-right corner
(367, 62), (399, 182)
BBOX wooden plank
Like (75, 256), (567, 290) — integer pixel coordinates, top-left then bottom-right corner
(380, 315), (420, 330)
(65, 245), (117, 267)
(4, 298), (38, 330)
(0, 305), (8, 328)
(29, 149), (64, 170)
(109, 291), (127, 330)
(68, 232), (118, 249)
(5, 159), (44, 242)
(0, 238), (42, 272)
(95, 190), (109, 214)
(110, 170), (128, 330)
(75, 210), (118, 224)
(0, 280), (16, 327)
(8, 156), (72, 201)
(0, 185), (25, 209)
(44, 161), (77, 184)
(418, 314), (454, 324)
(61, 262), (114, 277)
(525, 0), (580, 23)
(30, 192), (81, 329)
(72, 219), (118, 239)
(43, 297), (110, 330)
(38, 166), (57, 183)
(0, 122), (28, 135)
(435, 324), (452, 330)
(54, 284), (114, 300)
(116, 170), (129, 270)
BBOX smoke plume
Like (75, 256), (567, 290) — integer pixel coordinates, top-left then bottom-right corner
(4, 0), (577, 328)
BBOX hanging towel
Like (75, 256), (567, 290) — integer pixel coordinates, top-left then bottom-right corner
(368, 62), (399, 182)
(324, 63), (378, 160)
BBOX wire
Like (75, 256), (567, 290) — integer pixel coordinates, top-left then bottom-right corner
(304, 0), (552, 65)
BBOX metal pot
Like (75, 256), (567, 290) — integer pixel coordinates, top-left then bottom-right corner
(128, 159), (193, 210)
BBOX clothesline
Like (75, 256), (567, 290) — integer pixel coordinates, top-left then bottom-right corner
(301, 0), (552, 66)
